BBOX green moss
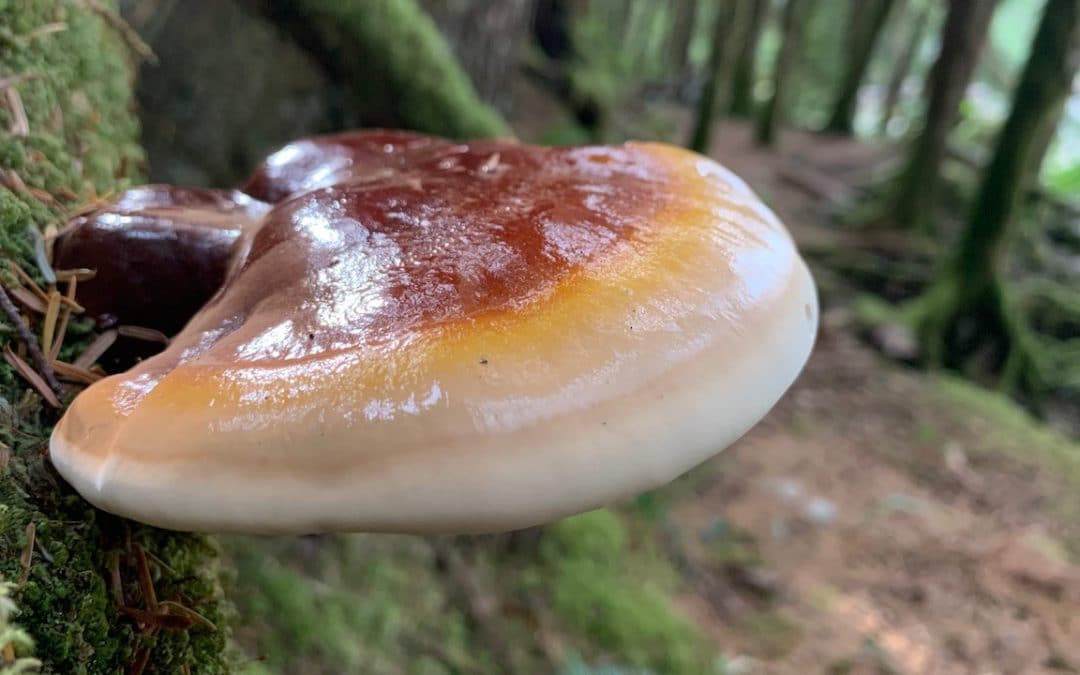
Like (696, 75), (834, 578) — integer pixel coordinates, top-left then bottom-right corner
(0, 2), (229, 672)
(263, 0), (510, 139)
(934, 375), (1080, 490)
(224, 535), (466, 674)
(538, 511), (716, 675)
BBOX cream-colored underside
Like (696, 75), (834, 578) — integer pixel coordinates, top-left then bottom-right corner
(50, 263), (816, 534)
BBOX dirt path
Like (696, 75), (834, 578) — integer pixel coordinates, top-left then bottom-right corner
(653, 121), (1080, 673)
(670, 330), (1080, 672)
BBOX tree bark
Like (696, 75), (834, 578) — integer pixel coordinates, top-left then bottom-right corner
(669, 0), (698, 81)
(689, 0), (748, 152)
(253, 0), (511, 139)
(823, 0), (896, 135)
(890, 0), (997, 232)
(424, 0), (537, 115)
(755, 0), (808, 147)
(534, 0), (573, 61)
(0, 2), (231, 673)
(914, 0), (1080, 383)
(728, 0), (769, 117)
(878, 0), (934, 136)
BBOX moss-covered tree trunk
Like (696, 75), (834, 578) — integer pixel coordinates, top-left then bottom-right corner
(0, 2), (230, 673)
(754, 0), (807, 147)
(253, 0), (511, 139)
(890, 0), (997, 233)
(823, 0), (895, 135)
(728, 0), (768, 117)
(688, 0), (748, 153)
(912, 0), (1080, 386)
(878, 0), (934, 136)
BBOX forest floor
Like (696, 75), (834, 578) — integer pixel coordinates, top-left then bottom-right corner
(645, 120), (1080, 672)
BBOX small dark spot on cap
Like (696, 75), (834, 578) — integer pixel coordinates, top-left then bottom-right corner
(479, 358), (488, 365)
(308, 332), (315, 340)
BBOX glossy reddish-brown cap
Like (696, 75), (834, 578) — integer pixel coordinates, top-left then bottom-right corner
(50, 131), (818, 534)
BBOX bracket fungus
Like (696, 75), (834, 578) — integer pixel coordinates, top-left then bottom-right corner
(49, 131), (818, 535)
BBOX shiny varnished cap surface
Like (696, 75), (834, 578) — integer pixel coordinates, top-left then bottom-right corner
(50, 131), (818, 534)
(193, 139), (682, 365)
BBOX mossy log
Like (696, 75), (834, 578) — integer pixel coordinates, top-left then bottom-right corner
(0, 2), (230, 672)
(252, 0), (511, 140)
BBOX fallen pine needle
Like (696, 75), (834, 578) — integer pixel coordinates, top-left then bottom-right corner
(9, 262), (48, 302)
(3, 346), (59, 407)
(54, 268), (96, 282)
(49, 277), (77, 361)
(24, 21), (67, 42)
(52, 360), (102, 385)
(73, 328), (117, 369)
(118, 325), (169, 345)
(9, 286), (46, 314)
(41, 289), (60, 354)
(0, 283), (62, 399)
(5, 87), (28, 136)
(18, 523), (35, 587)
(157, 602), (218, 631)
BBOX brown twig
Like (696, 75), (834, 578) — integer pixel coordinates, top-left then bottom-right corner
(80, 0), (158, 64)
(0, 283), (62, 398)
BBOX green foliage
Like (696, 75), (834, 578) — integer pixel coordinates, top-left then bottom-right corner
(0, 581), (41, 674)
(538, 511), (716, 675)
(0, 2), (230, 672)
(560, 2), (677, 141)
(1044, 163), (1080, 195)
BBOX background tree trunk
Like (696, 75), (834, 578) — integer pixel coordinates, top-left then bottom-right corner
(128, 0), (342, 187)
(823, 0), (895, 135)
(253, 0), (511, 139)
(534, 0), (573, 61)
(728, 0), (769, 117)
(913, 0), (1080, 384)
(424, 0), (537, 116)
(878, 0), (934, 136)
(0, 2), (231, 672)
(890, 0), (997, 232)
(689, 0), (748, 153)
(755, 0), (808, 147)
(669, 0), (698, 84)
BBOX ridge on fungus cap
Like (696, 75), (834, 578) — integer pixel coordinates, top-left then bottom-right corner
(49, 131), (819, 535)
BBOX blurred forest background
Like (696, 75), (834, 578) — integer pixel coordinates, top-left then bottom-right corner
(1, 0), (1079, 673)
